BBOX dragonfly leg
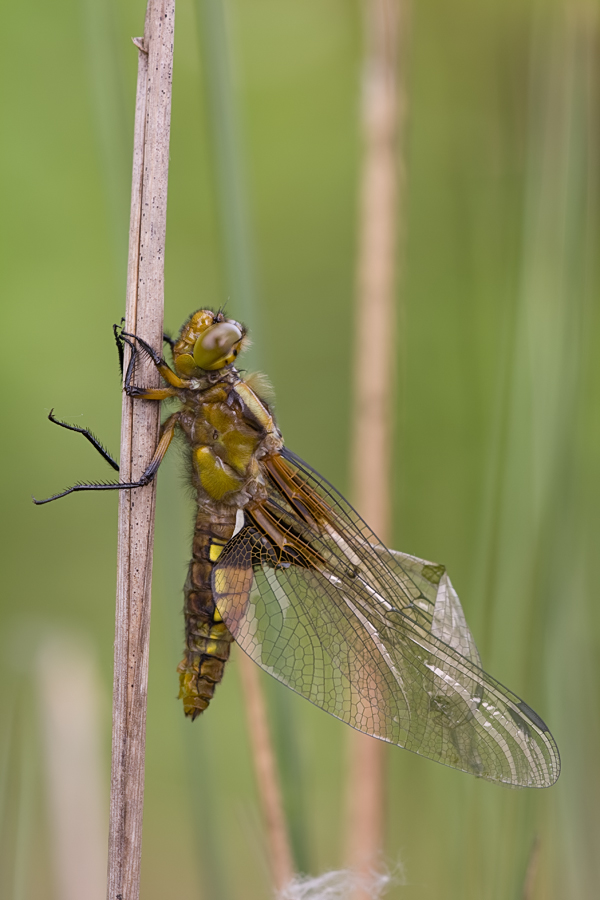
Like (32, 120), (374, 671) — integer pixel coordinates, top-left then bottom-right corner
(114, 323), (177, 375)
(121, 329), (189, 389)
(33, 413), (180, 505)
(113, 320), (125, 377)
(126, 384), (181, 402)
(46, 409), (120, 471)
(114, 329), (183, 400)
(163, 332), (176, 355)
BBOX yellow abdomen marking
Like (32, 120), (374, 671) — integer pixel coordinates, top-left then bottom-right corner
(209, 539), (226, 562)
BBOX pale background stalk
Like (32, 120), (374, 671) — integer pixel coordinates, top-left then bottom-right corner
(346, 0), (406, 886)
(239, 658), (295, 890)
(38, 635), (106, 900)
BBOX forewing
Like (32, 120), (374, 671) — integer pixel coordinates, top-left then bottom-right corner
(213, 449), (560, 787)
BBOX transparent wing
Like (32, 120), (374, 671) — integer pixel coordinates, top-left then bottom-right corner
(213, 448), (560, 787)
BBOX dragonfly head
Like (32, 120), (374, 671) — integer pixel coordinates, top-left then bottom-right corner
(172, 309), (247, 375)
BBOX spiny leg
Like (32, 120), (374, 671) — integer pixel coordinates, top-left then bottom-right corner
(121, 329), (189, 389)
(113, 321), (174, 380)
(33, 413), (180, 505)
(114, 329), (181, 401)
(163, 332), (176, 358)
(114, 325), (143, 390)
(113, 320), (125, 377)
(46, 409), (119, 471)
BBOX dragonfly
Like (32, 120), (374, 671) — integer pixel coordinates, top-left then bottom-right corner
(35, 309), (560, 788)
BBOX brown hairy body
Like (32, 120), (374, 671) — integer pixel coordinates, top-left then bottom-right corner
(174, 368), (283, 717)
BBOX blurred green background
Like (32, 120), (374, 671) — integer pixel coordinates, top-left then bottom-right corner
(1, 0), (598, 898)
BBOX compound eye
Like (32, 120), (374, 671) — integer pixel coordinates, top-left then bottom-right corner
(193, 322), (242, 370)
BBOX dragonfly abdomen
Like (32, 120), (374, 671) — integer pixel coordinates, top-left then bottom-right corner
(177, 511), (237, 720)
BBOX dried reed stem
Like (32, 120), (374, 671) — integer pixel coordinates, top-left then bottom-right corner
(347, 0), (406, 888)
(238, 653), (295, 891)
(107, 3), (175, 899)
